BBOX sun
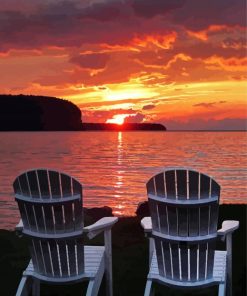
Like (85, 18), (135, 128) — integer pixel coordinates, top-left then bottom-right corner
(106, 114), (130, 125)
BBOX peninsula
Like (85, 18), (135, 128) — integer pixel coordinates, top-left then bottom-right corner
(0, 95), (166, 131)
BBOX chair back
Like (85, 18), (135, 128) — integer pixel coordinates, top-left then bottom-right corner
(13, 169), (84, 278)
(147, 168), (220, 282)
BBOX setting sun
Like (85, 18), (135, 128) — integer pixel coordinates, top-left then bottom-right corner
(106, 114), (131, 125)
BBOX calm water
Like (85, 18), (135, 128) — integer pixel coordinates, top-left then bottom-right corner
(0, 131), (246, 229)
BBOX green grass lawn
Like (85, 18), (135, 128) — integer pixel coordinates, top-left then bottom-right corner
(0, 205), (246, 296)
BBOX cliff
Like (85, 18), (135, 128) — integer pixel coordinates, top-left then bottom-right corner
(0, 94), (82, 131)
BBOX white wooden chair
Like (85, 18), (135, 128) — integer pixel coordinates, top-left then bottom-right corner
(13, 169), (118, 296)
(141, 168), (239, 296)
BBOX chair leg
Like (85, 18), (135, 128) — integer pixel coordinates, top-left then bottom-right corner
(218, 283), (226, 296)
(86, 256), (105, 296)
(104, 229), (113, 296)
(16, 275), (32, 296)
(144, 280), (154, 296)
(32, 279), (40, 296)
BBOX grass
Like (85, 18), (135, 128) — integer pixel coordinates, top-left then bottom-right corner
(0, 205), (246, 296)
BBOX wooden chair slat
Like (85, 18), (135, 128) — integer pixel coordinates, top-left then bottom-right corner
(189, 208), (199, 236)
(178, 208), (188, 237)
(167, 206), (178, 235)
(74, 200), (83, 230)
(158, 203), (168, 234)
(59, 241), (69, 277)
(25, 203), (37, 231)
(162, 241), (172, 279)
(40, 240), (52, 276)
(64, 202), (74, 232)
(35, 205), (45, 232)
(155, 238), (165, 277)
(188, 171), (199, 200)
(189, 244), (198, 281)
(171, 243), (180, 280)
(209, 203), (218, 234)
(155, 173), (165, 197)
(17, 201), (29, 229)
(200, 206), (210, 235)
(27, 171), (40, 198)
(176, 170), (187, 200)
(60, 173), (72, 197)
(37, 170), (50, 198)
(149, 199), (159, 232)
(49, 171), (61, 198)
(180, 243), (188, 280)
(207, 242), (215, 278)
(43, 205), (55, 233)
(200, 174), (210, 199)
(199, 243), (207, 280)
(165, 171), (176, 199)
(53, 205), (64, 233)
(18, 173), (30, 196)
(67, 240), (77, 276)
(49, 240), (60, 276)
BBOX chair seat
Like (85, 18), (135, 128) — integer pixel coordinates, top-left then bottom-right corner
(148, 250), (227, 288)
(23, 246), (105, 284)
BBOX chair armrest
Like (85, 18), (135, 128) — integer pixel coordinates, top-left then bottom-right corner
(217, 220), (239, 240)
(16, 219), (24, 231)
(15, 219), (23, 237)
(84, 217), (118, 239)
(141, 217), (152, 235)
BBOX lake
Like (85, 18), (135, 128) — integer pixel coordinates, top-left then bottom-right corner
(0, 131), (246, 229)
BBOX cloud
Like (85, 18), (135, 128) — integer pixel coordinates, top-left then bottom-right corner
(124, 112), (145, 123)
(161, 117), (247, 130)
(80, 107), (138, 123)
(70, 53), (110, 70)
(193, 101), (226, 108)
(142, 104), (156, 110)
(172, 0), (245, 31)
(131, 0), (185, 18)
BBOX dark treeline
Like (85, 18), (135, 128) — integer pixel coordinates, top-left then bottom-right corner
(0, 94), (82, 131)
(82, 122), (166, 131)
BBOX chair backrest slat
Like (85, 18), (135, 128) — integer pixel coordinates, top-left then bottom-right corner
(147, 169), (220, 283)
(13, 169), (84, 278)
(49, 171), (61, 198)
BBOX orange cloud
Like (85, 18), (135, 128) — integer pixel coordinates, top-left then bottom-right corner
(131, 32), (177, 49)
(187, 25), (230, 41)
(205, 56), (247, 71)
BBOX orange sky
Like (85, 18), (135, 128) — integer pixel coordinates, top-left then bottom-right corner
(0, 0), (246, 129)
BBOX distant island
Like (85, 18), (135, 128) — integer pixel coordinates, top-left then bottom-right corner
(0, 94), (166, 131)
(82, 122), (166, 131)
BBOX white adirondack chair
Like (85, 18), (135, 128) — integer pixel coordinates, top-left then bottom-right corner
(13, 169), (118, 296)
(141, 168), (239, 296)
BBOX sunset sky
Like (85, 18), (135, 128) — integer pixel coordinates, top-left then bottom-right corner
(0, 0), (246, 129)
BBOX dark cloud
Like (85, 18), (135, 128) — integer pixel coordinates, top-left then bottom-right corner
(70, 53), (110, 69)
(172, 0), (245, 31)
(142, 104), (156, 110)
(161, 117), (247, 130)
(193, 101), (226, 108)
(222, 37), (246, 49)
(124, 112), (145, 123)
(193, 102), (216, 108)
(131, 0), (185, 18)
